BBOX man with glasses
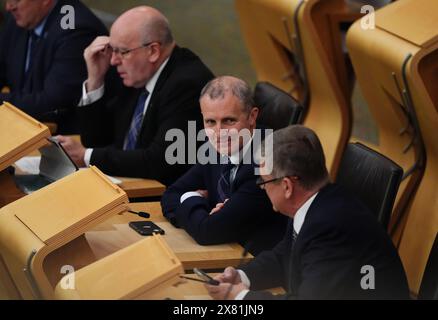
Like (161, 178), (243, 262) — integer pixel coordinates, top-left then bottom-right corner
(161, 76), (287, 255)
(57, 6), (213, 185)
(206, 125), (409, 299)
(0, 0), (107, 133)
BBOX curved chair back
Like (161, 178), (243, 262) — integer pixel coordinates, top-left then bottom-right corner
(336, 142), (403, 230)
(254, 81), (303, 130)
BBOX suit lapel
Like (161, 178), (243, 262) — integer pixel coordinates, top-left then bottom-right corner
(15, 31), (28, 89)
(140, 47), (180, 138)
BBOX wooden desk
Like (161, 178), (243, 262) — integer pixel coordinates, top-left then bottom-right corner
(0, 164), (165, 208)
(85, 202), (253, 271)
(141, 273), (285, 300)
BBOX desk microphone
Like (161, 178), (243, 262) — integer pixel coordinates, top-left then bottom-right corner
(223, 241), (252, 300)
(128, 210), (150, 219)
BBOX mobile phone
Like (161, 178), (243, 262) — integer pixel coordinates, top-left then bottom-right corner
(193, 268), (220, 285)
(129, 221), (165, 236)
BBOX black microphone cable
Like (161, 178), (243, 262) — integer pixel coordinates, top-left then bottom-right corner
(128, 210), (150, 219)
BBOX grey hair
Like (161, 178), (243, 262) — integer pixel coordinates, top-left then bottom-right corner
(266, 125), (329, 191)
(141, 14), (173, 46)
(199, 76), (254, 113)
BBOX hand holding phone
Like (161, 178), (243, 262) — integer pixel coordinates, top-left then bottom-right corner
(193, 268), (220, 285)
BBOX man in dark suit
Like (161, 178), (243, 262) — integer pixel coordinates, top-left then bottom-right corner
(206, 125), (410, 299)
(58, 6), (213, 185)
(0, 0), (107, 134)
(161, 76), (287, 255)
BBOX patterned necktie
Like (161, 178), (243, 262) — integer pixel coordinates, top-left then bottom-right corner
(124, 90), (149, 150)
(25, 31), (41, 74)
(217, 157), (235, 202)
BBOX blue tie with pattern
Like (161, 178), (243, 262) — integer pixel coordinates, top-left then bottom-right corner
(217, 157), (235, 202)
(124, 90), (149, 150)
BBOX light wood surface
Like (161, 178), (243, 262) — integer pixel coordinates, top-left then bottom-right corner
(86, 202), (253, 271)
(54, 235), (183, 300)
(0, 167), (129, 299)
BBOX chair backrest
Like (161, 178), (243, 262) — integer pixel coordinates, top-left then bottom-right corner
(336, 142), (403, 230)
(418, 232), (438, 300)
(254, 81), (303, 131)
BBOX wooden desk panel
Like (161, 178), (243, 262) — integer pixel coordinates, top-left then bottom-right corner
(85, 202), (253, 271)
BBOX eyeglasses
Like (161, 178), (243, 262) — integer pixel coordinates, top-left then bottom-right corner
(256, 175), (299, 190)
(108, 41), (158, 59)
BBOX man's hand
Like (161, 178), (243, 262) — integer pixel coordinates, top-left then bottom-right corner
(56, 135), (86, 167)
(209, 199), (229, 215)
(83, 36), (112, 91)
(206, 282), (248, 300)
(216, 267), (242, 284)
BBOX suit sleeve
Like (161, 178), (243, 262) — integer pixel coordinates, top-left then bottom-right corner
(170, 171), (274, 246)
(87, 75), (204, 184)
(240, 237), (289, 291)
(0, 29), (95, 117)
(161, 164), (206, 226)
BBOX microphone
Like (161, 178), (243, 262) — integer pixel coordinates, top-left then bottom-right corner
(128, 210), (150, 219)
(223, 241), (252, 300)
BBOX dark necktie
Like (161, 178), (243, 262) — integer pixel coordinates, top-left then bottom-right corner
(124, 90), (149, 150)
(26, 31), (41, 74)
(287, 220), (298, 295)
(217, 157), (235, 202)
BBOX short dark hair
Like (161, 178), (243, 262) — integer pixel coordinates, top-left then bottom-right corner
(199, 76), (254, 113)
(269, 125), (329, 190)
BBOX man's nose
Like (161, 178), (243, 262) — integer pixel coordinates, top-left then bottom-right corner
(110, 52), (121, 66)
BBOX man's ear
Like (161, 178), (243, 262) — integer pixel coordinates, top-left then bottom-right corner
(248, 107), (259, 127)
(282, 177), (294, 199)
(148, 43), (161, 63)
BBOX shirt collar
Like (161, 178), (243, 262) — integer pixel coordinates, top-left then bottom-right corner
(33, 0), (57, 37)
(293, 192), (318, 234)
(145, 57), (169, 94)
(228, 131), (254, 166)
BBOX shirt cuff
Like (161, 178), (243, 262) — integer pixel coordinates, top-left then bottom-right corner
(237, 270), (251, 287)
(78, 80), (104, 106)
(235, 289), (250, 300)
(84, 148), (93, 167)
(180, 191), (203, 203)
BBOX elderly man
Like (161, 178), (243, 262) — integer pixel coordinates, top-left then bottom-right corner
(0, 0), (107, 134)
(206, 125), (409, 300)
(161, 76), (287, 255)
(58, 6), (214, 185)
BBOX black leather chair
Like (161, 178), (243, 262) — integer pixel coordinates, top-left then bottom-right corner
(336, 142), (403, 230)
(254, 81), (303, 131)
(418, 232), (438, 300)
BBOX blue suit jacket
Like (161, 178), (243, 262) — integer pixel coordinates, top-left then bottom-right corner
(0, 0), (107, 133)
(242, 183), (410, 299)
(161, 141), (288, 255)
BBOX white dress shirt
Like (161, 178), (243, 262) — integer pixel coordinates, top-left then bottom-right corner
(79, 58), (170, 166)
